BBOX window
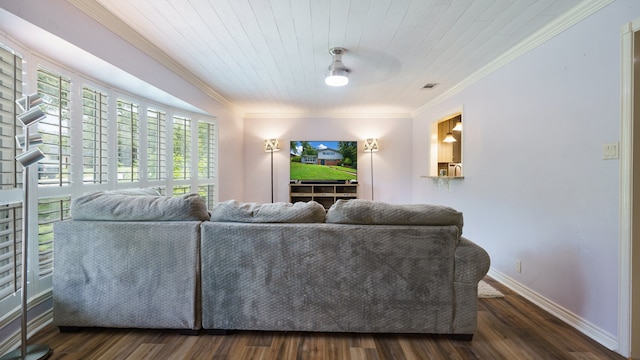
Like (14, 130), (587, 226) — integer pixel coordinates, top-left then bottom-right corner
(198, 184), (215, 210)
(172, 185), (190, 195)
(82, 87), (108, 184)
(0, 45), (23, 308)
(0, 47), (22, 190)
(37, 197), (70, 278)
(198, 121), (216, 179)
(147, 109), (166, 181)
(0, 203), (21, 302)
(37, 67), (71, 186)
(117, 99), (140, 182)
(173, 115), (191, 180)
(197, 121), (216, 207)
(0, 36), (218, 319)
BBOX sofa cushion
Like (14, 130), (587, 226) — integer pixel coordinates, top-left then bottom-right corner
(70, 192), (210, 221)
(326, 199), (463, 233)
(209, 200), (326, 223)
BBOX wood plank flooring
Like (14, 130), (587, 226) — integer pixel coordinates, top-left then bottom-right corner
(25, 277), (625, 359)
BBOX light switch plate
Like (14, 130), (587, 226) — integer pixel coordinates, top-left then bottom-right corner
(602, 142), (619, 160)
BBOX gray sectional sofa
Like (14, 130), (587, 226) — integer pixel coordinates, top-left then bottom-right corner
(52, 193), (490, 339)
(53, 190), (210, 332)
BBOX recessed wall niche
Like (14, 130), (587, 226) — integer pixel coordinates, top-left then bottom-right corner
(430, 113), (463, 178)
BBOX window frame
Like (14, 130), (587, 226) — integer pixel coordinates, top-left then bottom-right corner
(0, 40), (219, 320)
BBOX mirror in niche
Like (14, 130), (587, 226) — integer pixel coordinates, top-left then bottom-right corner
(430, 113), (463, 177)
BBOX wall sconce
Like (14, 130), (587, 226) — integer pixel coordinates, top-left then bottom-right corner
(363, 138), (379, 201)
(0, 93), (52, 360)
(264, 139), (281, 203)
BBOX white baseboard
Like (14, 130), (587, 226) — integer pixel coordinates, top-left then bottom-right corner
(0, 308), (53, 356)
(487, 268), (618, 352)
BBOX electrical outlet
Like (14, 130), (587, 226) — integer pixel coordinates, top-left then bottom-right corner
(516, 260), (522, 273)
(602, 142), (619, 160)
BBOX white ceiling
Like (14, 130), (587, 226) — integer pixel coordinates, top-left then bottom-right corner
(69, 0), (588, 116)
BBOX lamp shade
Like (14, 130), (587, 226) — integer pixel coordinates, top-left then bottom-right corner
(443, 132), (457, 143)
(363, 138), (379, 152)
(17, 107), (46, 127)
(15, 93), (43, 112)
(15, 148), (45, 167)
(264, 139), (281, 152)
(452, 121), (462, 131)
(15, 133), (43, 149)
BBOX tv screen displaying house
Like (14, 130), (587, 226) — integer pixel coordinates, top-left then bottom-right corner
(290, 141), (357, 182)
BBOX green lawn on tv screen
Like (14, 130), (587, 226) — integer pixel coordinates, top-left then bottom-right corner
(290, 162), (356, 181)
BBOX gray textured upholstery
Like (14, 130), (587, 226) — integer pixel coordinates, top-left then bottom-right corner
(70, 192), (210, 221)
(53, 198), (489, 336)
(200, 222), (489, 335)
(209, 200), (326, 223)
(327, 199), (464, 233)
(53, 221), (201, 330)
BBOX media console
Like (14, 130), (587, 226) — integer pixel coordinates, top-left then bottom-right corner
(289, 182), (358, 210)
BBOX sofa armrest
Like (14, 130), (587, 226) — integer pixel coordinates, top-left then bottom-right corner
(451, 236), (490, 334)
(454, 236), (490, 284)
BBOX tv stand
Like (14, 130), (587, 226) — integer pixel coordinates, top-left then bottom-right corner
(289, 183), (358, 210)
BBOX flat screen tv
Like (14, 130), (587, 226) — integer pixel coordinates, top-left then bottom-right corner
(290, 141), (357, 183)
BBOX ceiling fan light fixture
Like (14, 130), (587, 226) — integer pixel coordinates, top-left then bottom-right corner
(325, 47), (349, 87)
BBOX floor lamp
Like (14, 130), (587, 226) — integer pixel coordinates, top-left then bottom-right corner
(264, 139), (280, 203)
(363, 138), (379, 201)
(1, 94), (53, 360)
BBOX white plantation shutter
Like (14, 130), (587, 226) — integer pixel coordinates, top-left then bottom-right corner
(0, 45), (22, 306)
(82, 86), (108, 184)
(172, 185), (190, 195)
(36, 67), (71, 186)
(197, 121), (216, 208)
(147, 108), (166, 181)
(37, 197), (70, 278)
(0, 36), (219, 319)
(0, 46), (22, 190)
(198, 121), (216, 179)
(0, 203), (21, 301)
(172, 115), (190, 180)
(117, 99), (140, 182)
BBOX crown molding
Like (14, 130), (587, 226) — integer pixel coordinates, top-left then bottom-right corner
(411, 0), (615, 117)
(66, 0), (236, 112)
(244, 112), (412, 120)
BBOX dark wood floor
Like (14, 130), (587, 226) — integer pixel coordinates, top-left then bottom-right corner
(26, 277), (625, 360)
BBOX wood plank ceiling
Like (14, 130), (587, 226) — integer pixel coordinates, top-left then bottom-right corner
(74, 0), (586, 116)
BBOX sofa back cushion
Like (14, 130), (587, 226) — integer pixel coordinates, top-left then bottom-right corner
(209, 200), (326, 223)
(70, 192), (210, 221)
(326, 199), (463, 233)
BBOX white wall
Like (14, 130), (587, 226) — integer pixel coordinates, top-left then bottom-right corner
(413, 0), (639, 347)
(243, 116), (413, 204)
